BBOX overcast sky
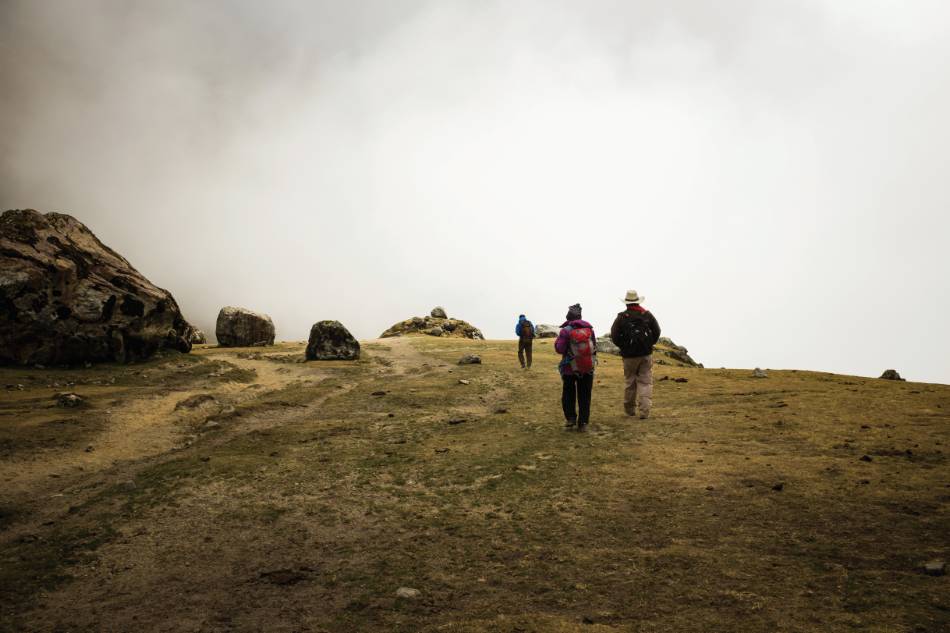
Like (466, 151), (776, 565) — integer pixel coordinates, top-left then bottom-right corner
(2, 0), (948, 383)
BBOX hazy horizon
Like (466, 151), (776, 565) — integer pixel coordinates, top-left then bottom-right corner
(2, 1), (949, 383)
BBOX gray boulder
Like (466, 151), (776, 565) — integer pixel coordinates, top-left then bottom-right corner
(595, 335), (621, 355)
(535, 324), (559, 338)
(427, 326), (444, 337)
(880, 369), (905, 381)
(306, 320), (359, 360)
(215, 306), (275, 347)
(0, 209), (195, 365)
(430, 306), (447, 318)
(189, 329), (207, 344)
(458, 354), (481, 365)
(752, 367), (768, 378)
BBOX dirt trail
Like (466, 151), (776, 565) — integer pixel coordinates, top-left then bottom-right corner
(364, 336), (449, 376)
(0, 349), (327, 503)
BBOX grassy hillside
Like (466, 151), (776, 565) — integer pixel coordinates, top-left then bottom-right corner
(1, 338), (947, 632)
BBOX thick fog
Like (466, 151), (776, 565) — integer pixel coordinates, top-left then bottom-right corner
(2, 1), (949, 383)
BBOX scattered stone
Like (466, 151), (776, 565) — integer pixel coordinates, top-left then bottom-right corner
(458, 354), (481, 365)
(55, 393), (83, 408)
(535, 324), (559, 338)
(858, 479), (870, 485)
(434, 448), (449, 454)
(922, 560), (946, 576)
(427, 326), (444, 337)
(215, 306), (275, 347)
(199, 456), (210, 462)
(752, 368), (768, 378)
(430, 306), (447, 319)
(860, 455), (873, 462)
(189, 329), (207, 344)
(674, 377), (688, 383)
(494, 407), (508, 414)
(84, 445), (94, 452)
(458, 379), (470, 385)
(371, 391), (386, 396)
(395, 587), (420, 599)
(658, 376), (669, 382)
(174, 394), (216, 410)
(203, 421), (222, 430)
(772, 482), (784, 491)
(305, 320), (359, 360)
(0, 209), (196, 365)
(879, 369), (905, 381)
(447, 418), (467, 425)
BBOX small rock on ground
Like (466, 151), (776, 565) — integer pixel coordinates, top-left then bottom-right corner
(752, 368), (768, 378)
(923, 560), (946, 576)
(395, 587), (420, 598)
(55, 393), (83, 407)
(458, 354), (481, 365)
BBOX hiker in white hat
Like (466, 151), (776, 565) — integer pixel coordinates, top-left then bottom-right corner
(610, 290), (661, 419)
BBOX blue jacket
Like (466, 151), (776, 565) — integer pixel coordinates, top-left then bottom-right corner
(515, 317), (535, 339)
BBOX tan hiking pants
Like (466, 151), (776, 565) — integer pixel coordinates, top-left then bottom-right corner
(623, 355), (654, 415)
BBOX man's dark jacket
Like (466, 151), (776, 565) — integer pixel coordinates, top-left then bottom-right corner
(610, 306), (661, 358)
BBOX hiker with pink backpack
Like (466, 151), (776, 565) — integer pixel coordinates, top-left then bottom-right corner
(554, 303), (597, 432)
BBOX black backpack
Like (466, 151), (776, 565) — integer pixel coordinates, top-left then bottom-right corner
(615, 312), (654, 357)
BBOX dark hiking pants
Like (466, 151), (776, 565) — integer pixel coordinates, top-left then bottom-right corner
(562, 373), (593, 424)
(518, 339), (533, 368)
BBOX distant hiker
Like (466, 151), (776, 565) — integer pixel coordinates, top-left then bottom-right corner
(515, 314), (535, 369)
(555, 303), (597, 432)
(610, 290), (661, 419)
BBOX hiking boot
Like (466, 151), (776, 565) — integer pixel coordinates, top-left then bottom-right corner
(624, 407), (636, 417)
(638, 410), (650, 420)
(564, 418), (577, 430)
(577, 423), (588, 433)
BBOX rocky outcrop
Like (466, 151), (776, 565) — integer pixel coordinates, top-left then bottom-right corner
(592, 333), (701, 367)
(189, 329), (207, 344)
(381, 308), (483, 340)
(306, 320), (360, 360)
(215, 307), (275, 347)
(656, 337), (701, 367)
(595, 336), (621, 355)
(0, 209), (194, 365)
(535, 324), (559, 338)
(880, 369), (904, 381)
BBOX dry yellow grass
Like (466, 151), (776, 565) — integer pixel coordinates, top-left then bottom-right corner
(1, 337), (947, 632)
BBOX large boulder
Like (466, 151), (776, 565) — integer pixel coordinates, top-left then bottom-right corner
(215, 306), (275, 347)
(430, 306), (447, 319)
(381, 310), (484, 340)
(595, 335), (621, 355)
(535, 324), (559, 338)
(306, 320), (359, 360)
(189, 329), (207, 344)
(0, 209), (195, 365)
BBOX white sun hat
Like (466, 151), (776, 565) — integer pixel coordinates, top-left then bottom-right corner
(623, 289), (644, 304)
